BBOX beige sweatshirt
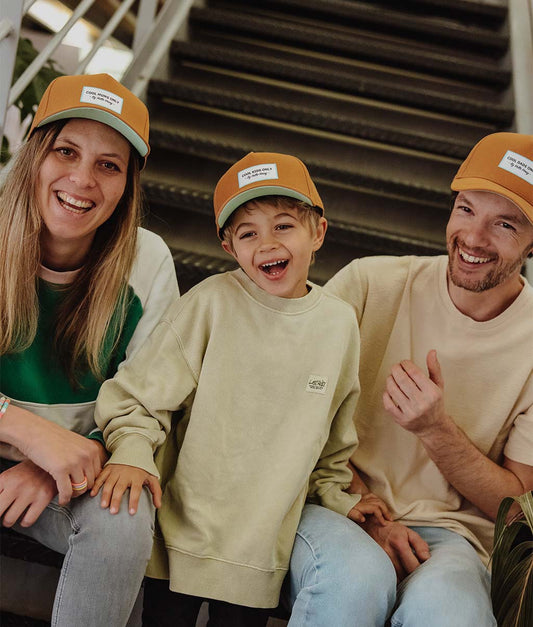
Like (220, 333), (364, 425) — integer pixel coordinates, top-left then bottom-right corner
(96, 269), (361, 607)
(326, 255), (533, 564)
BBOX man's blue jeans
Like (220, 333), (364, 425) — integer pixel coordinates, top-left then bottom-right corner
(288, 504), (496, 626)
(13, 488), (154, 627)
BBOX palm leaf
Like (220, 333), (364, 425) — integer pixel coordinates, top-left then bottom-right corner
(491, 491), (533, 626)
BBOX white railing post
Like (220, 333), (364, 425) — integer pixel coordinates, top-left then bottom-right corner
(122, 0), (197, 97)
(133, 0), (158, 54)
(0, 0), (24, 141)
(509, 0), (533, 284)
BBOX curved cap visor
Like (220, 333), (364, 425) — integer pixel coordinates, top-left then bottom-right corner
(218, 185), (316, 229)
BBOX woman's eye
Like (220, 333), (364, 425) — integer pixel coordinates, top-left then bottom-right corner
(56, 147), (73, 157)
(102, 161), (119, 171)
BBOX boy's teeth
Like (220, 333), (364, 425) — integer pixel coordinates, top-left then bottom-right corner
(260, 260), (288, 274)
(459, 249), (491, 264)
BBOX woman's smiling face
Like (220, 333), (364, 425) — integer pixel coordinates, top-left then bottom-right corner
(37, 118), (130, 270)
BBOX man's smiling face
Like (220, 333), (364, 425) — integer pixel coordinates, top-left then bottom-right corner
(446, 190), (533, 294)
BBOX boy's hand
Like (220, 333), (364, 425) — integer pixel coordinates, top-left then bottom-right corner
(91, 463), (162, 515)
(347, 492), (392, 525)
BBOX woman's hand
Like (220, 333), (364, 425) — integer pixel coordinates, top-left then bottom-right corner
(0, 405), (105, 505)
(0, 460), (57, 527)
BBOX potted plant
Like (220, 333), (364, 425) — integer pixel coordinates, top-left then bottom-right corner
(491, 491), (533, 626)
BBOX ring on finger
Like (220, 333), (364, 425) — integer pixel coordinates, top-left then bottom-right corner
(71, 476), (88, 491)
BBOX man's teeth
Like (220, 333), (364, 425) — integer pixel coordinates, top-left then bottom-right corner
(459, 249), (491, 264)
(57, 191), (93, 212)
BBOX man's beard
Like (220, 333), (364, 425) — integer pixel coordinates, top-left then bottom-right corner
(447, 238), (530, 293)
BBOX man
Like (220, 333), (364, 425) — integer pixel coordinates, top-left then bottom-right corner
(287, 132), (533, 626)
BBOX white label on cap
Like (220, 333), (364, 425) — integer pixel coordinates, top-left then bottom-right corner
(238, 163), (278, 188)
(80, 86), (123, 114)
(498, 150), (533, 185)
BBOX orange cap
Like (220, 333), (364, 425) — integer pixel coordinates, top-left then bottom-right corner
(451, 132), (533, 223)
(213, 152), (324, 233)
(28, 73), (150, 166)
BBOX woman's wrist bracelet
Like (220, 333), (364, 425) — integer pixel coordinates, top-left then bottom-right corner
(0, 396), (11, 418)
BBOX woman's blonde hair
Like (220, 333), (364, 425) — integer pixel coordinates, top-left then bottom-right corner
(0, 121), (142, 382)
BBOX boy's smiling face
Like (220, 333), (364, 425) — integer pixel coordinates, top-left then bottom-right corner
(221, 200), (327, 298)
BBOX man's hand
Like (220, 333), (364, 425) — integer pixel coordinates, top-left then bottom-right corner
(91, 463), (162, 515)
(348, 493), (392, 525)
(0, 460), (57, 527)
(383, 350), (447, 436)
(361, 518), (430, 582)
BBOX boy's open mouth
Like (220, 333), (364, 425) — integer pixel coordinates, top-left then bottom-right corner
(259, 260), (289, 275)
(56, 191), (94, 214)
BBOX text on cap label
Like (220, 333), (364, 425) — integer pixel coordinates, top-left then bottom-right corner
(498, 150), (533, 186)
(238, 163), (278, 188)
(80, 86), (123, 114)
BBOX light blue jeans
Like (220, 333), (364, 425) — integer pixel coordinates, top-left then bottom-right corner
(288, 504), (496, 627)
(287, 504), (397, 626)
(13, 489), (154, 627)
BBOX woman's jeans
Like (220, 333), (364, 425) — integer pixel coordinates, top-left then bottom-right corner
(287, 504), (496, 627)
(13, 488), (154, 627)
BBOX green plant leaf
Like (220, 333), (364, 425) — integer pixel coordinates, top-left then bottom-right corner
(3, 37), (63, 162)
(491, 491), (533, 626)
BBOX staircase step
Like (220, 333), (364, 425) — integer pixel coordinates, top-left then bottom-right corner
(0, 528), (63, 569)
(170, 40), (513, 125)
(190, 6), (511, 87)
(149, 66), (496, 159)
(207, 0), (509, 54)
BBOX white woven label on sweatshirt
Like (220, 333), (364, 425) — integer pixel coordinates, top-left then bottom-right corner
(306, 375), (328, 394)
(238, 163), (278, 188)
(80, 86), (123, 114)
(498, 150), (533, 185)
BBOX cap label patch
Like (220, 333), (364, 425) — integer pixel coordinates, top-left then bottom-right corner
(498, 150), (533, 185)
(238, 163), (278, 188)
(80, 86), (123, 114)
(306, 375), (328, 395)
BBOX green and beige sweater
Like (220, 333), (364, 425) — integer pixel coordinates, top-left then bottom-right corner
(0, 228), (178, 460)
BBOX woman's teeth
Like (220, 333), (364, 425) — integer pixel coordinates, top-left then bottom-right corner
(57, 191), (94, 213)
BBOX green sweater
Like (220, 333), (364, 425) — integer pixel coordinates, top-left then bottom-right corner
(96, 269), (361, 608)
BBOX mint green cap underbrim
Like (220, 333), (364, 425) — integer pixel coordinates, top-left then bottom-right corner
(218, 185), (314, 228)
(37, 107), (149, 158)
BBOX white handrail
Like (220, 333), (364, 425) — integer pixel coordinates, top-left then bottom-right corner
(76, 0), (136, 74)
(0, 18), (13, 41)
(1, 1), (193, 152)
(9, 0), (96, 107)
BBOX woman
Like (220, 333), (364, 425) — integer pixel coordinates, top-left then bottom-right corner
(0, 73), (179, 626)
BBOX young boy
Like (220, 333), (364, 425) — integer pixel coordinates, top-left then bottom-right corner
(94, 152), (388, 625)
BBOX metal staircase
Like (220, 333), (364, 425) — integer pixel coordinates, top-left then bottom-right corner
(141, 0), (517, 293)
